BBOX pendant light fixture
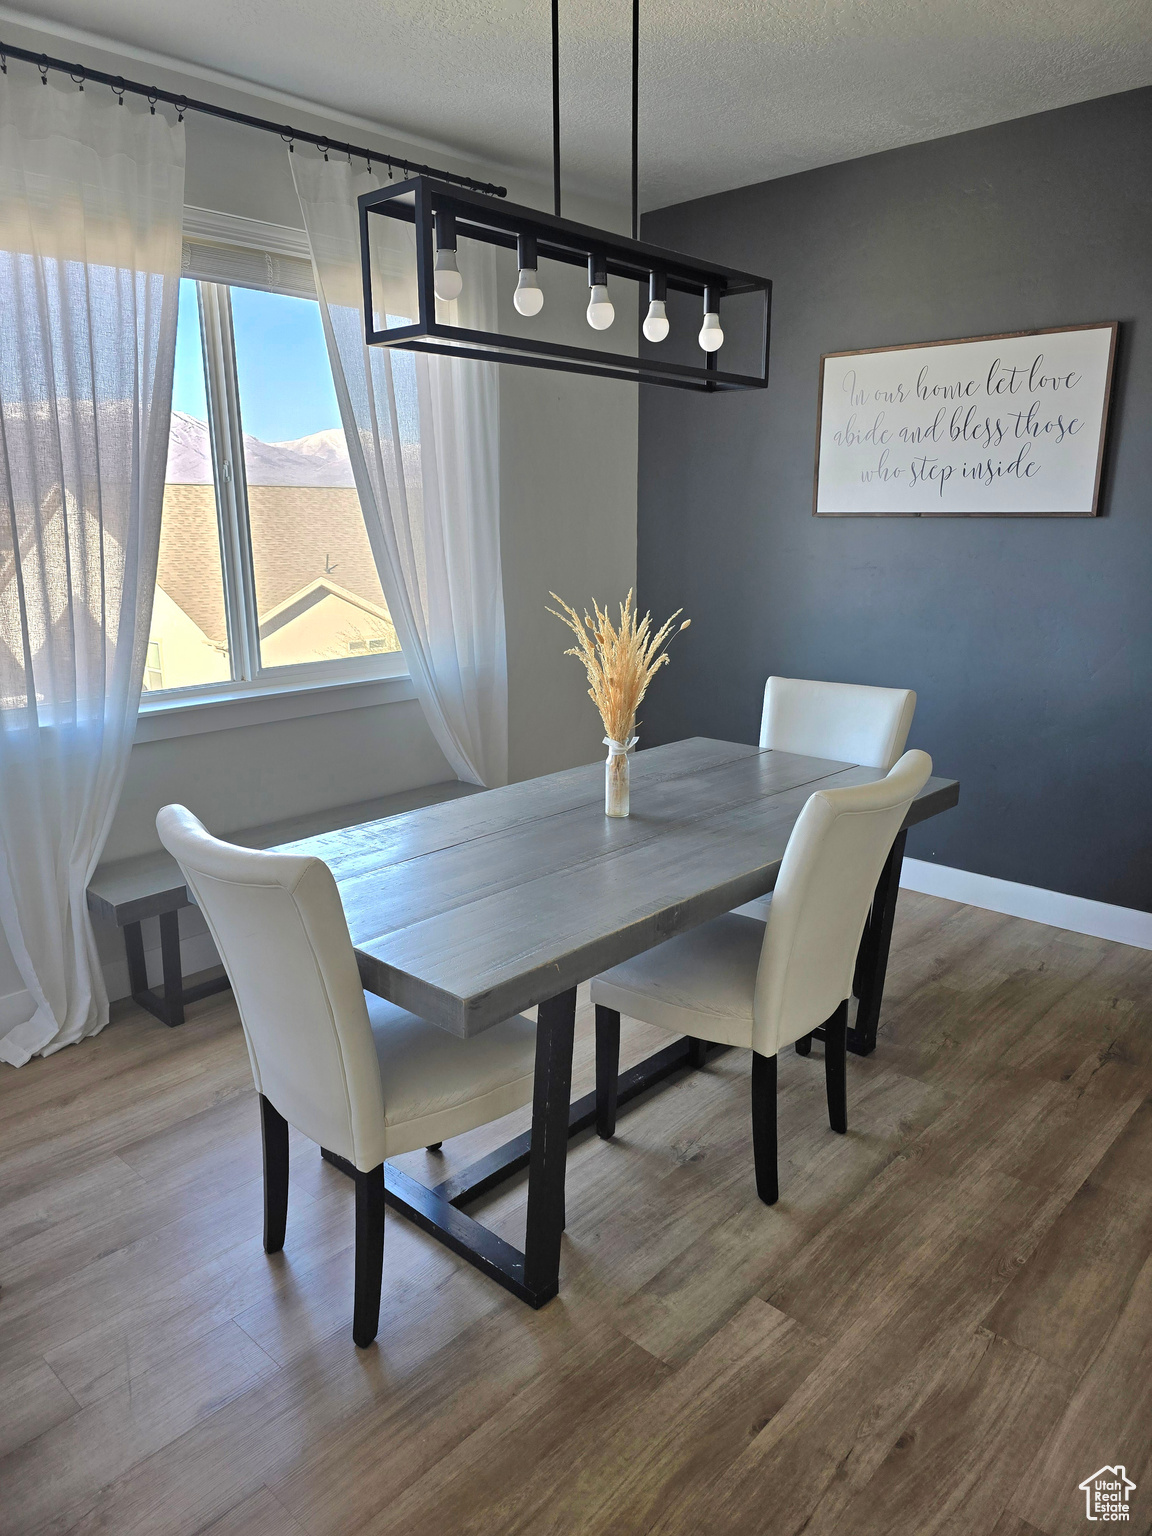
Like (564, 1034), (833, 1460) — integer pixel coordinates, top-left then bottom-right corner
(358, 0), (771, 390)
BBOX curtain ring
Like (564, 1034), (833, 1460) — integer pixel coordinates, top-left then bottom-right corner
(37, 58), (49, 85)
(281, 129), (295, 154)
(318, 137), (329, 162)
(175, 96), (187, 122)
(147, 90), (159, 115)
(71, 71), (85, 92)
(112, 77), (126, 105)
(0, 51), (7, 75)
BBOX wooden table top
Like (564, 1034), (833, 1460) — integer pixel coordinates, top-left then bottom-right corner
(276, 738), (959, 1038)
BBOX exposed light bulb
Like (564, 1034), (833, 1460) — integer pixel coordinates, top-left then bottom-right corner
(433, 248), (463, 302)
(698, 310), (724, 352)
(586, 256), (615, 331)
(643, 299), (669, 343)
(587, 285), (615, 330)
(514, 267), (544, 317)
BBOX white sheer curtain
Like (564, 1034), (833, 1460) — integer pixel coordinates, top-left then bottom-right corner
(291, 154), (507, 788)
(0, 74), (185, 1066)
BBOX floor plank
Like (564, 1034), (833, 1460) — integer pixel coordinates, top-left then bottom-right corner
(1011, 1251), (1152, 1536)
(194, 1485), (310, 1536)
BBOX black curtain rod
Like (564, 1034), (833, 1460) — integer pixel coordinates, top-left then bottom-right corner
(0, 40), (508, 199)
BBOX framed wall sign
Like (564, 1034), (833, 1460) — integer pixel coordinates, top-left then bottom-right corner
(813, 322), (1118, 517)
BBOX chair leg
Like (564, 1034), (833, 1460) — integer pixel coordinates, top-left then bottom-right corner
(260, 1095), (289, 1254)
(750, 1052), (779, 1205)
(353, 1163), (385, 1348)
(795, 1033), (812, 1057)
(824, 1000), (849, 1135)
(687, 1036), (709, 1069)
(595, 1005), (621, 1139)
(425, 1142), (443, 1152)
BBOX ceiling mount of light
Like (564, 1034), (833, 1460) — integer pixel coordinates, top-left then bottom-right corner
(358, 0), (771, 390)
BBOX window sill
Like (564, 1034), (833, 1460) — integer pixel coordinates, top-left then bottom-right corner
(135, 669), (416, 743)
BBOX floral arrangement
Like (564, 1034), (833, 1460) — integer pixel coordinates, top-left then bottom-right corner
(548, 590), (689, 816)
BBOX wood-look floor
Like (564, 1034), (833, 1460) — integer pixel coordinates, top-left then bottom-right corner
(1, 890), (1150, 1536)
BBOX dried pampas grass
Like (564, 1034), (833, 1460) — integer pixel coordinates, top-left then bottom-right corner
(548, 589), (690, 745)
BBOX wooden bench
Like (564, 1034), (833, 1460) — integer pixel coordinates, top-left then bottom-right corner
(86, 780), (481, 1027)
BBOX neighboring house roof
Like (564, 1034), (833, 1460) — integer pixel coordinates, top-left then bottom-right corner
(158, 412), (411, 653)
(258, 577), (395, 640)
(157, 483), (397, 649)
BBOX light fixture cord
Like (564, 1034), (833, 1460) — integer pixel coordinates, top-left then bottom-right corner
(552, 0), (561, 216)
(631, 0), (639, 239)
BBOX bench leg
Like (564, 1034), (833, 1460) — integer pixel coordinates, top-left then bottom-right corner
(122, 909), (229, 1028)
(123, 921), (149, 1000)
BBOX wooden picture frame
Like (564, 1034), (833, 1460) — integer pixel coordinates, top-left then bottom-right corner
(812, 322), (1118, 517)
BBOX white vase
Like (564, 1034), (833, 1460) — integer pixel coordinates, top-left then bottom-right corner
(604, 735), (637, 818)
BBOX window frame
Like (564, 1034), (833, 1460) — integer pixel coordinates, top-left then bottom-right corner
(139, 208), (408, 723)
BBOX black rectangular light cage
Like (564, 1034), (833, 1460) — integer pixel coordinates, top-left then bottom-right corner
(358, 176), (772, 391)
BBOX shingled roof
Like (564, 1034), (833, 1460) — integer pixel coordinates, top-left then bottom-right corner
(157, 483), (394, 649)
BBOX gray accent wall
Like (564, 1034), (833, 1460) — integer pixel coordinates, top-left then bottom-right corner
(638, 87), (1151, 912)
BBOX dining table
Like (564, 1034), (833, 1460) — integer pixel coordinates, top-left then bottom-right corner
(276, 736), (959, 1309)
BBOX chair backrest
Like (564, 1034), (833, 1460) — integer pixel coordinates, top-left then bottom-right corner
(156, 805), (386, 1172)
(759, 676), (916, 770)
(753, 750), (932, 1054)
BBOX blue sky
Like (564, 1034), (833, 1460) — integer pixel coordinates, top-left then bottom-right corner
(172, 279), (344, 444)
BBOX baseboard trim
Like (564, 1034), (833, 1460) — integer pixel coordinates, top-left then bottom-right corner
(900, 858), (1152, 951)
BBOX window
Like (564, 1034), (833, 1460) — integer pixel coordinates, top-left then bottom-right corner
(147, 280), (230, 693)
(143, 640), (165, 693)
(144, 268), (403, 700)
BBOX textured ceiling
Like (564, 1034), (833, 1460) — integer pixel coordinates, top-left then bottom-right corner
(11, 0), (1152, 208)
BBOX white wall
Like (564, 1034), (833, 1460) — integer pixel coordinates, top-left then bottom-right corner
(0, 13), (638, 1014)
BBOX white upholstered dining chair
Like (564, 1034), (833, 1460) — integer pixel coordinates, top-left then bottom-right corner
(735, 676), (916, 925)
(156, 805), (538, 1348)
(591, 750), (932, 1204)
(759, 675), (916, 769)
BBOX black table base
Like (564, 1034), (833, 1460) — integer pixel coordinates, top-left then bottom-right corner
(321, 835), (907, 1308)
(321, 1019), (724, 1309)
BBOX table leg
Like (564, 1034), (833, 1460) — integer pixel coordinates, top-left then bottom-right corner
(523, 987), (577, 1300)
(850, 829), (907, 1056)
(322, 1001), (723, 1310)
(595, 1005), (621, 1139)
